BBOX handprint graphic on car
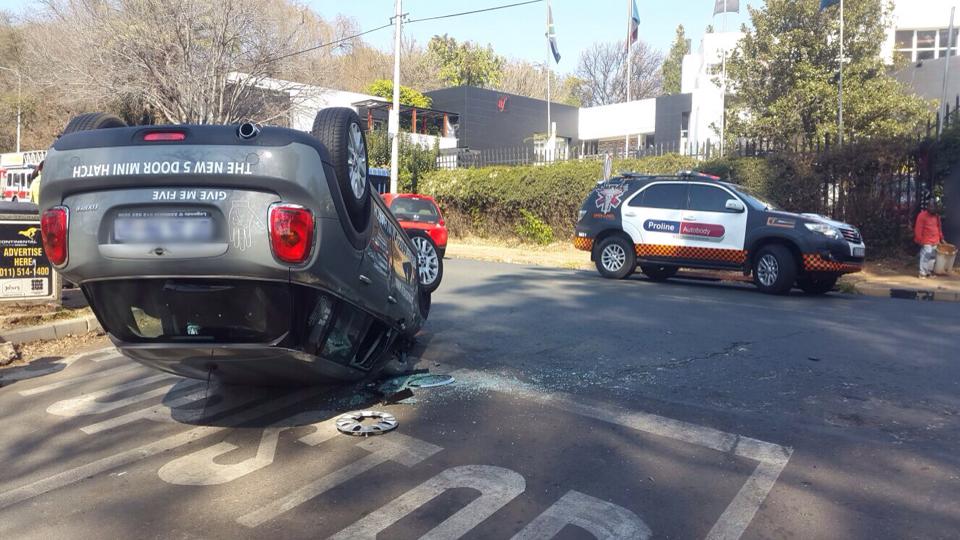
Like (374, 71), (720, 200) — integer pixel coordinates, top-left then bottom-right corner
(228, 199), (265, 251)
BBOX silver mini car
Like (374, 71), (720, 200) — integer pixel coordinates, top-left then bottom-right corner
(40, 109), (435, 384)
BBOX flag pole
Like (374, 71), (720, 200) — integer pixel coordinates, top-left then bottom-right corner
(625, 0), (632, 157)
(838, 0), (844, 146)
(939, 6), (956, 137)
(546, 0), (552, 161)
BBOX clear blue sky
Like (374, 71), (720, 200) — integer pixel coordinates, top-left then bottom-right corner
(1, 0), (755, 74)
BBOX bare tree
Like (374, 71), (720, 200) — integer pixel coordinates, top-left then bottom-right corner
(575, 40), (663, 106)
(29, 0), (322, 125)
(495, 59), (585, 106)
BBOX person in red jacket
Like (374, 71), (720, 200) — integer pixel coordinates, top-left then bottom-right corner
(915, 200), (945, 278)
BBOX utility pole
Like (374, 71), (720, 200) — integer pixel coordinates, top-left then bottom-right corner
(838, 0), (844, 146)
(0, 66), (22, 153)
(940, 6), (956, 137)
(624, 0), (632, 157)
(546, 1), (552, 162)
(389, 0), (403, 194)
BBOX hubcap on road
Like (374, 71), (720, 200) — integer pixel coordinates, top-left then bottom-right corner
(601, 244), (626, 272)
(412, 236), (439, 286)
(347, 123), (367, 200)
(757, 254), (779, 286)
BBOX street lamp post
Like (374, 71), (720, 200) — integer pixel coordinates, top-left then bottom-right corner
(0, 66), (22, 153)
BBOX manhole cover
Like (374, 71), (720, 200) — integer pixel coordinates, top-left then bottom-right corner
(336, 410), (398, 436)
(405, 374), (455, 388)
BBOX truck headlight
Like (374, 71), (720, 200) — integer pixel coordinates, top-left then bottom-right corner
(577, 210), (587, 222)
(804, 222), (842, 239)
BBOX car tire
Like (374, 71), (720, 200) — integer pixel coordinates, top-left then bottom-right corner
(62, 112), (126, 134)
(752, 245), (798, 295)
(418, 289), (431, 320)
(594, 236), (636, 279)
(797, 274), (839, 295)
(408, 231), (443, 293)
(311, 108), (370, 231)
(640, 264), (678, 282)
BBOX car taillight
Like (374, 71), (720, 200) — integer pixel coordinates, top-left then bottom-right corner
(269, 204), (314, 264)
(438, 218), (445, 227)
(41, 206), (68, 266)
(144, 131), (186, 141)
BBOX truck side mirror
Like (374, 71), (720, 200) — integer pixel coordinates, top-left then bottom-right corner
(725, 199), (745, 213)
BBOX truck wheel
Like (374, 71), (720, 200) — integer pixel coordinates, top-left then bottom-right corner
(640, 264), (678, 281)
(409, 231), (443, 293)
(752, 245), (798, 295)
(594, 236), (636, 279)
(312, 108), (370, 231)
(62, 112), (126, 134)
(797, 274), (839, 295)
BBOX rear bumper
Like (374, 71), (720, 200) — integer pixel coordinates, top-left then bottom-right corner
(114, 340), (369, 385)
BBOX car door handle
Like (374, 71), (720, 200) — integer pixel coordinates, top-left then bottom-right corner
(683, 215), (700, 221)
(624, 212), (636, 217)
(387, 296), (398, 304)
(359, 275), (372, 285)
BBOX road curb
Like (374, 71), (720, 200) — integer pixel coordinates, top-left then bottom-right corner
(0, 315), (102, 345)
(852, 283), (960, 302)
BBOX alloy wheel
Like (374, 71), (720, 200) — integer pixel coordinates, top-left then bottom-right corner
(412, 236), (439, 286)
(601, 244), (626, 273)
(346, 123), (367, 200)
(757, 254), (780, 286)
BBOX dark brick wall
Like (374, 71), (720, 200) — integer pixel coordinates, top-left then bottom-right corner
(425, 87), (579, 150)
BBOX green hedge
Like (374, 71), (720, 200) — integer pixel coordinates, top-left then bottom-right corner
(419, 155), (697, 238)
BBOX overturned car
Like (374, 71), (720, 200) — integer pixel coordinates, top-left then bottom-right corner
(39, 109), (436, 384)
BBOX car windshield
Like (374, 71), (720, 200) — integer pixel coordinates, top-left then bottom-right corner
(730, 185), (780, 211)
(390, 197), (439, 223)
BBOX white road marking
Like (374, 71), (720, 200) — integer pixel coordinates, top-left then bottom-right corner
(159, 410), (341, 486)
(19, 363), (138, 396)
(238, 433), (442, 529)
(80, 384), (260, 435)
(0, 347), (118, 384)
(45, 374), (188, 417)
(329, 465), (525, 540)
(451, 369), (793, 540)
(0, 388), (318, 511)
(511, 490), (651, 540)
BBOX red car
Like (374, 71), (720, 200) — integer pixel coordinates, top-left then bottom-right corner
(382, 193), (447, 292)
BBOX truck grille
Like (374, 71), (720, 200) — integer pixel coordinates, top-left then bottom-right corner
(840, 228), (862, 244)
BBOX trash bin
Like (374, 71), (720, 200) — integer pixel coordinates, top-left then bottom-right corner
(934, 243), (957, 275)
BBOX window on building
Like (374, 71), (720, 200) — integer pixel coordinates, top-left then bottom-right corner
(895, 28), (960, 62)
(895, 30), (914, 49)
(680, 112), (690, 139)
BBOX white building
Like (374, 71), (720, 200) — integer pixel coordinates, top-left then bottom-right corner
(884, 0), (960, 63)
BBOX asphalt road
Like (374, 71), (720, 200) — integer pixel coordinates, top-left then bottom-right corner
(0, 258), (958, 539)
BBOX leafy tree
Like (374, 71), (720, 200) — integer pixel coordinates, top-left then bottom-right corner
(661, 25), (689, 95)
(364, 79), (432, 108)
(365, 129), (438, 193)
(725, 0), (931, 145)
(427, 34), (505, 88)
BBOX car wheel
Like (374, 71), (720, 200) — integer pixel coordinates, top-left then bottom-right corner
(409, 231), (443, 293)
(797, 274), (839, 295)
(311, 108), (370, 231)
(640, 264), (678, 282)
(752, 245), (798, 295)
(62, 112), (126, 134)
(594, 236), (636, 279)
